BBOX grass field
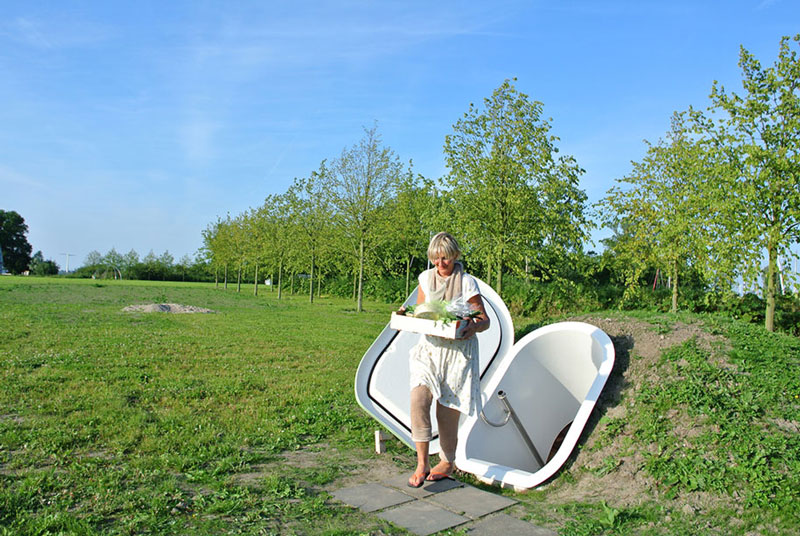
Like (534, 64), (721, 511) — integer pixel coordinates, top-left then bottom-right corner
(0, 277), (401, 534)
(1, 277), (798, 535)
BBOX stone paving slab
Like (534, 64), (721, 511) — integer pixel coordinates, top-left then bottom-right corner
(426, 485), (517, 519)
(331, 483), (413, 513)
(383, 473), (436, 498)
(383, 473), (464, 498)
(378, 500), (470, 535)
(467, 513), (558, 535)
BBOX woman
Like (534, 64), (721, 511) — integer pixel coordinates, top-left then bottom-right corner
(404, 232), (490, 487)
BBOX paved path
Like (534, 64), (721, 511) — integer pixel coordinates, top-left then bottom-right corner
(332, 473), (557, 535)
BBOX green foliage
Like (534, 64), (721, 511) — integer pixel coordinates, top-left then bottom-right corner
(598, 111), (726, 313)
(71, 248), (213, 282)
(443, 78), (590, 294)
(0, 209), (33, 274)
(704, 34), (800, 331)
(559, 501), (655, 536)
(328, 125), (403, 312)
(28, 251), (60, 276)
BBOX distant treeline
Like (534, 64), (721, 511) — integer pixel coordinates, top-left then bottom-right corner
(70, 248), (214, 282)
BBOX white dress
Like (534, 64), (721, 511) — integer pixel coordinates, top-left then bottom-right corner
(408, 269), (481, 416)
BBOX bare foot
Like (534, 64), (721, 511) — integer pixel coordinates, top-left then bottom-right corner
(427, 461), (455, 480)
(407, 467), (430, 488)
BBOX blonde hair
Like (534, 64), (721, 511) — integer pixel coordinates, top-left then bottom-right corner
(427, 232), (462, 262)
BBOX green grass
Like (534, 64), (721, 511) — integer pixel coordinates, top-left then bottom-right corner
(0, 277), (402, 535)
(1, 276), (799, 535)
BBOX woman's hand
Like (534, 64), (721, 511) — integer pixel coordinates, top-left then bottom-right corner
(460, 295), (489, 338)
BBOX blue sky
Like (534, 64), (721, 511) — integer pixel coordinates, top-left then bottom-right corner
(1, 0), (798, 269)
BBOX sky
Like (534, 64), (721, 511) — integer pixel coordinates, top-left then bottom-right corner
(1, 0), (798, 271)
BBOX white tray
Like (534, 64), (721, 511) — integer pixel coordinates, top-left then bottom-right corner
(389, 312), (469, 339)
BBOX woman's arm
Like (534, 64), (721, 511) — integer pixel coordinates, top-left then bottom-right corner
(461, 294), (489, 339)
(398, 286), (426, 314)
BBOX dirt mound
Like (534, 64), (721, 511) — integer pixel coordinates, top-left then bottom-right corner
(122, 303), (216, 314)
(539, 314), (733, 511)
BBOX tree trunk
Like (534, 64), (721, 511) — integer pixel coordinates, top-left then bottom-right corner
(224, 264), (228, 290)
(215, 267), (218, 289)
(291, 271), (295, 295)
(496, 242), (504, 296)
(357, 237), (365, 312)
(671, 259), (679, 313)
(277, 260), (283, 300)
(254, 264), (259, 296)
(765, 245), (777, 332)
(405, 257), (411, 298)
(309, 251), (315, 304)
(237, 264), (242, 292)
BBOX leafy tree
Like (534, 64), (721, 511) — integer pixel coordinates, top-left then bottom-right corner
(85, 250), (103, 267)
(158, 250), (175, 280)
(705, 34), (800, 331)
(242, 207), (267, 296)
(0, 210), (33, 274)
(265, 194), (295, 299)
(382, 168), (436, 296)
(443, 79), (590, 295)
(286, 163), (334, 303)
(177, 254), (192, 281)
(121, 249), (140, 279)
(329, 125), (402, 312)
(142, 250), (159, 280)
(105, 248), (124, 273)
(202, 218), (227, 288)
(29, 250), (60, 276)
(599, 112), (715, 312)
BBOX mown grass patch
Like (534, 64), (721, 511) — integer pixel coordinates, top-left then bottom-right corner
(0, 276), (401, 535)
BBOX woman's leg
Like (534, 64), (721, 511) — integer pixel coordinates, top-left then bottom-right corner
(409, 385), (433, 486)
(429, 403), (460, 479)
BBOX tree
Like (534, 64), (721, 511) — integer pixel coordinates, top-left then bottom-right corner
(142, 250), (159, 280)
(443, 79), (590, 295)
(121, 249), (140, 279)
(329, 125), (402, 312)
(382, 168), (436, 296)
(158, 251), (175, 280)
(267, 193), (297, 300)
(599, 112), (715, 312)
(178, 254), (192, 282)
(29, 250), (60, 276)
(706, 34), (800, 331)
(0, 210), (33, 274)
(202, 218), (226, 288)
(105, 248), (124, 274)
(286, 166), (334, 303)
(85, 250), (103, 267)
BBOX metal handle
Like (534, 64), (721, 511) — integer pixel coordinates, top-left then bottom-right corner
(479, 390), (546, 468)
